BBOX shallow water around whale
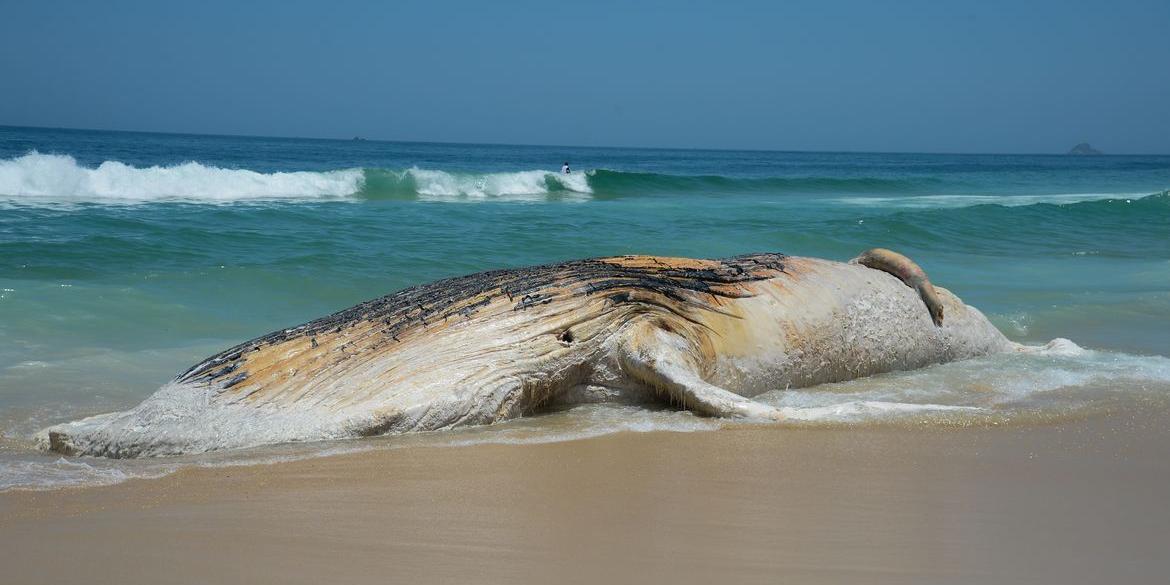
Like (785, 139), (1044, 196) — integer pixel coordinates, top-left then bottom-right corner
(1, 126), (1169, 489)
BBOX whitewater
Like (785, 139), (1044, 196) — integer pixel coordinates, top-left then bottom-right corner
(0, 152), (592, 203)
(2, 150), (1164, 207)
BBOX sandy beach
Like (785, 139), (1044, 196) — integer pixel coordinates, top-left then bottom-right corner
(3, 403), (1167, 584)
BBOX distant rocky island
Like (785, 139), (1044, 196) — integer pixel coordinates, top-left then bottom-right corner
(1067, 143), (1102, 155)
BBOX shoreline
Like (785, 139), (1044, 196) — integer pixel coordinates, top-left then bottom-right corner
(3, 405), (1168, 584)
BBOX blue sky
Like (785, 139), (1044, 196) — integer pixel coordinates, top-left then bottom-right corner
(2, 0), (1168, 153)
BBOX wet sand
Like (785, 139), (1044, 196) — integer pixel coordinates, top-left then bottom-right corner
(2, 406), (1168, 584)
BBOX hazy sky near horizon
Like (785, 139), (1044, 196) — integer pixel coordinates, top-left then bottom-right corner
(2, 0), (1168, 153)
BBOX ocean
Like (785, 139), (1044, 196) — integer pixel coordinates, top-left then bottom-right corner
(2, 125), (1168, 489)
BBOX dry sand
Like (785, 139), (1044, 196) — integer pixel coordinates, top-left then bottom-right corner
(2, 406), (1168, 584)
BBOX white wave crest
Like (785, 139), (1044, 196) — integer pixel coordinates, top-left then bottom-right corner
(833, 192), (1156, 209)
(0, 152), (364, 203)
(0, 152), (595, 204)
(405, 168), (591, 201)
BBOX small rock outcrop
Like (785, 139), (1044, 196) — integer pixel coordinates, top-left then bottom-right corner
(1067, 143), (1102, 155)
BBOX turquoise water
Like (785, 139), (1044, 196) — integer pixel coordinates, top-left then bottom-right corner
(2, 125), (1169, 489)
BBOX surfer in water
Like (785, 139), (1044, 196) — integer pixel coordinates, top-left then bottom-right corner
(562, 161), (571, 174)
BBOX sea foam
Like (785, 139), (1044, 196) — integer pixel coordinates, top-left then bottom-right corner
(0, 152), (593, 204)
(403, 168), (591, 200)
(833, 192), (1158, 209)
(0, 152), (364, 203)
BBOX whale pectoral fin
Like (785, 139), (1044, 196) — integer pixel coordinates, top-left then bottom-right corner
(619, 326), (784, 421)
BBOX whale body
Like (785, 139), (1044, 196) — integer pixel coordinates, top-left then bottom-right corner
(41, 250), (1016, 458)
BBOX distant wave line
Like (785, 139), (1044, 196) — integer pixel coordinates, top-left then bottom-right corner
(0, 152), (1164, 208)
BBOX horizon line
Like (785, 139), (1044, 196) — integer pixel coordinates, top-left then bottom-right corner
(0, 123), (1160, 157)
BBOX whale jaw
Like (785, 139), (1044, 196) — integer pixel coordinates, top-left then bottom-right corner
(36, 380), (355, 458)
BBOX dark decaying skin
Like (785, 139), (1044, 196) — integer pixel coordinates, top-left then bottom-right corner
(175, 254), (790, 392)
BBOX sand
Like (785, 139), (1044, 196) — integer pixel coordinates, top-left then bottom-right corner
(2, 406), (1168, 584)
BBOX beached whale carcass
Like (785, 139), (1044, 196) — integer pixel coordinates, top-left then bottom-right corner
(41, 249), (1018, 457)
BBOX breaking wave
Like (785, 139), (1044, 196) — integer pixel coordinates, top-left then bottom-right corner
(0, 152), (1164, 208)
(363, 167), (591, 201)
(0, 152), (590, 203)
(0, 152), (365, 202)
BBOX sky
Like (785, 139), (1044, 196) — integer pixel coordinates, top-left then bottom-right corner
(2, 0), (1168, 153)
